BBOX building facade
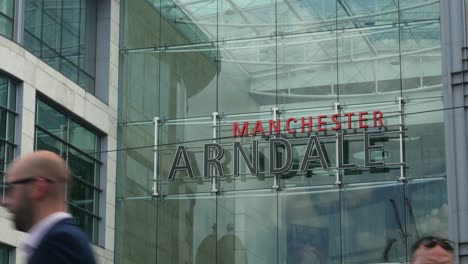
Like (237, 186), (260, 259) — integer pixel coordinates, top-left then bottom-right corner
(116, 0), (454, 263)
(0, 0), (119, 263)
(1, 0), (468, 264)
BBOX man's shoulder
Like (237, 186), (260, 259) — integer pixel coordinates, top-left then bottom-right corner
(47, 218), (88, 240)
(31, 218), (96, 264)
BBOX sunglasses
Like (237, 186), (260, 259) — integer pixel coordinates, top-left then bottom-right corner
(413, 236), (454, 253)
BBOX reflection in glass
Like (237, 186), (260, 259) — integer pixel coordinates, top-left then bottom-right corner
(343, 182), (406, 264)
(0, 0), (13, 39)
(117, 0), (448, 263)
(157, 194), (216, 264)
(23, 0), (97, 93)
(218, 190), (277, 264)
(35, 98), (101, 243)
(280, 186), (340, 264)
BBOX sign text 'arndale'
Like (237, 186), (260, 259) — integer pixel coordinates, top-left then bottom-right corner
(168, 111), (387, 180)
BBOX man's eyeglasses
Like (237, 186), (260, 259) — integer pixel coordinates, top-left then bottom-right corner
(4, 177), (54, 192)
(412, 236), (454, 253)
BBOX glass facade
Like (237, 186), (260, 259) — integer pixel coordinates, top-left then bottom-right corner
(35, 98), (101, 243)
(23, 0), (97, 94)
(117, 0), (446, 263)
(0, 0), (14, 39)
(0, 74), (16, 201)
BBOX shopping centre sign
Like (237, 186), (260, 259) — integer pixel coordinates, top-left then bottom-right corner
(167, 110), (392, 180)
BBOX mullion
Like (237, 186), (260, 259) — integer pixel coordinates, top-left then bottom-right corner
(68, 202), (101, 219)
(71, 173), (102, 192)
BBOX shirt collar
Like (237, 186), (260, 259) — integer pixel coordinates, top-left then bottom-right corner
(23, 212), (72, 258)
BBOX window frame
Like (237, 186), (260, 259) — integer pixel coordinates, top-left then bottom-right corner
(34, 95), (104, 244)
(0, 73), (17, 202)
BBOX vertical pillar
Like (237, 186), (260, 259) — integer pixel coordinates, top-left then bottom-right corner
(211, 112), (219, 193)
(271, 107), (280, 189)
(153, 117), (160, 197)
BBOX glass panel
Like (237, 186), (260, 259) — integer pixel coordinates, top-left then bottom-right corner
(218, 0), (274, 41)
(35, 129), (66, 156)
(69, 177), (95, 212)
(24, 0), (97, 92)
(0, 0), (14, 18)
(159, 117), (215, 195)
(120, 52), (160, 123)
(277, 0), (338, 111)
(280, 186), (341, 264)
(157, 194), (216, 264)
(41, 44), (61, 71)
(69, 119), (97, 154)
(0, 15), (12, 39)
(120, 125), (155, 198)
(405, 178), (448, 255)
(159, 45), (217, 119)
(69, 206), (95, 242)
(218, 112), (276, 191)
(42, 11), (62, 51)
(23, 31), (42, 57)
(160, 0), (216, 46)
(218, 37), (276, 115)
(24, 1), (43, 38)
(8, 81), (16, 110)
(61, 58), (79, 82)
(36, 100), (68, 140)
(217, 190), (277, 264)
(0, 109), (6, 140)
(0, 244), (9, 264)
(343, 182), (407, 264)
(78, 71), (95, 94)
(68, 148), (96, 185)
(405, 99), (445, 179)
(122, 0), (162, 50)
(0, 77), (7, 108)
(116, 199), (157, 264)
(7, 112), (14, 142)
(0, 142), (5, 173)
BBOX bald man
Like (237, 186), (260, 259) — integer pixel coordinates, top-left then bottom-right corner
(410, 236), (454, 264)
(3, 151), (96, 264)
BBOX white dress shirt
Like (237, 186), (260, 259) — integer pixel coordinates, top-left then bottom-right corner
(22, 212), (72, 259)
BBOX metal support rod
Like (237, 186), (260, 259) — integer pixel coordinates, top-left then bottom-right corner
(334, 102), (342, 185)
(397, 97), (406, 181)
(272, 107), (280, 189)
(153, 117), (160, 197)
(211, 112), (219, 193)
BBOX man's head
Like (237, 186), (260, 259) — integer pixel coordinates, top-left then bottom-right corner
(3, 151), (69, 232)
(410, 236), (454, 264)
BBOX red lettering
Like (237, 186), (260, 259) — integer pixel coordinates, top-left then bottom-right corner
(331, 114), (341, 131)
(268, 119), (281, 136)
(233, 122), (249, 137)
(286, 118), (297, 134)
(252, 121), (265, 137)
(373, 111), (384, 127)
(317, 115), (327, 131)
(301, 117), (313, 133)
(359, 112), (368, 128)
(344, 112), (355, 129)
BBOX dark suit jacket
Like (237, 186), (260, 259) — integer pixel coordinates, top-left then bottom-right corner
(28, 218), (96, 264)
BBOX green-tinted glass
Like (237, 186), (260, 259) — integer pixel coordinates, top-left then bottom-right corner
(0, 77), (7, 108)
(68, 148), (96, 185)
(69, 177), (95, 212)
(23, 0), (97, 92)
(69, 119), (97, 154)
(36, 100), (68, 140)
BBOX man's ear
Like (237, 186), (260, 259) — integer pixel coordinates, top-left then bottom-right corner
(31, 177), (49, 200)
